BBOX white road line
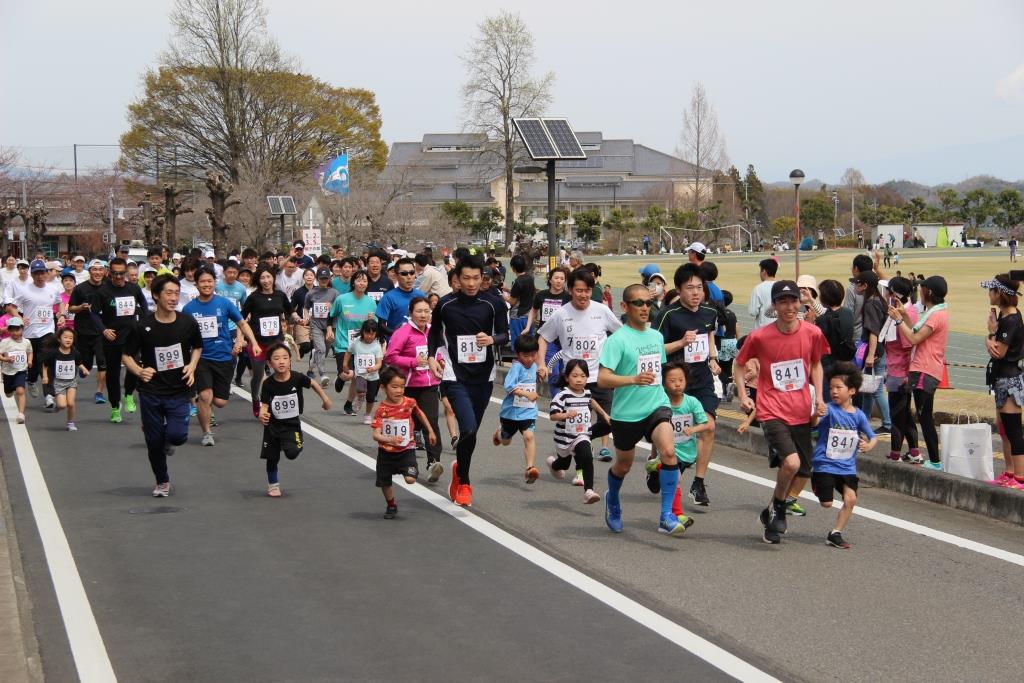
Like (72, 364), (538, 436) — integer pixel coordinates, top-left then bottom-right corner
(1, 396), (117, 682)
(488, 396), (1024, 568)
(233, 388), (777, 682)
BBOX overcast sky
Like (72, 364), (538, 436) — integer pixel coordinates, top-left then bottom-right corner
(2, 0), (1022, 184)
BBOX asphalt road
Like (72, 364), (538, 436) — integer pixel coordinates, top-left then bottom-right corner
(2, 376), (1022, 682)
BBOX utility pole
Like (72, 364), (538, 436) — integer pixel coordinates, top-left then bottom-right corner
(108, 189), (116, 260)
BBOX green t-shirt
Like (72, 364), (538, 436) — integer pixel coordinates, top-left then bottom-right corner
(670, 395), (708, 465)
(598, 324), (669, 422)
(330, 292), (376, 353)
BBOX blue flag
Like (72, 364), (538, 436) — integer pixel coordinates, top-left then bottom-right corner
(321, 153), (349, 195)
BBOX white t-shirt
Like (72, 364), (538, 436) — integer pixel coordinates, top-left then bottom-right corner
(0, 338), (31, 375)
(3, 276), (30, 305)
(14, 283), (62, 339)
(748, 280), (776, 330)
(177, 279), (199, 311)
(275, 270), (305, 299)
(73, 269), (90, 285)
(538, 301), (622, 378)
(0, 267), (18, 284)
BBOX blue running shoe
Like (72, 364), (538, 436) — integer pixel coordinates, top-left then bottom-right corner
(94, 392), (106, 404)
(658, 515), (694, 536)
(922, 461), (943, 471)
(189, 404), (197, 418)
(604, 491), (623, 533)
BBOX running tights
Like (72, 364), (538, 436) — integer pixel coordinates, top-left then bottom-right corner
(446, 381), (492, 484)
(550, 440), (594, 490)
(913, 387), (939, 463)
(406, 385), (442, 464)
(1000, 412), (1024, 456)
(104, 343), (138, 409)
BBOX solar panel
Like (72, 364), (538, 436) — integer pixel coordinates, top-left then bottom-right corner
(267, 196), (284, 215)
(280, 196), (297, 215)
(542, 118), (586, 159)
(513, 118), (557, 160)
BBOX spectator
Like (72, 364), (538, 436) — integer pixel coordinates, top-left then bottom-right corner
(748, 258), (778, 329)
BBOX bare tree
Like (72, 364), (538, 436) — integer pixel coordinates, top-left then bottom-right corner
(205, 170), (240, 255)
(677, 82), (728, 212)
(461, 10), (554, 248)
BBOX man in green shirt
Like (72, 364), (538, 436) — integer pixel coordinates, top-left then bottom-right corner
(598, 284), (690, 536)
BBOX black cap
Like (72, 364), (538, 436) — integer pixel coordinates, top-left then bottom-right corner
(921, 275), (948, 299)
(771, 280), (799, 302)
(316, 267), (331, 280)
(887, 276), (913, 298)
(850, 270), (879, 287)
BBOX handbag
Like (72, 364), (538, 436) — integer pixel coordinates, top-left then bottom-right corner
(938, 411), (994, 481)
(860, 364), (882, 394)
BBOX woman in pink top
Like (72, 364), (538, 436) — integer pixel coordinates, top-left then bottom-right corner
(59, 272), (76, 330)
(883, 277), (920, 463)
(888, 275), (948, 469)
(383, 296), (443, 482)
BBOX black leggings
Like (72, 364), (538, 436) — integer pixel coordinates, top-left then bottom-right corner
(28, 334), (54, 396)
(550, 440), (595, 490)
(406, 385), (442, 464)
(888, 384), (918, 453)
(104, 343), (138, 409)
(234, 353), (250, 383)
(913, 386), (938, 464)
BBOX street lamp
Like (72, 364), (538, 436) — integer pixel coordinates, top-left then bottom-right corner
(790, 169), (805, 278)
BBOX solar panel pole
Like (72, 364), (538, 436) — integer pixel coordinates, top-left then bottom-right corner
(547, 160), (557, 272)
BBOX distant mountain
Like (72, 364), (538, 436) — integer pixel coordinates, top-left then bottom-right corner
(765, 175), (1024, 202)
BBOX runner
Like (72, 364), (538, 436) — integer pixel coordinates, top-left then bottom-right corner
(40, 327), (89, 431)
(67, 259), (108, 404)
(241, 266), (296, 417)
(121, 274), (203, 497)
(427, 255), (509, 507)
(547, 358), (608, 504)
(183, 267), (262, 446)
(0, 317), (31, 423)
(492, 334), (541, 484)
(328, 269), (375, 413)
(736, 280), (829, 544)
(176, 257), (200, 311)
(91, 257), (148, 423)
(365, 250), (394, 305)
(526, 266), (571, 387)
(275, 256), (305, 298)
(598, 284), (690, 535)
(12, 259), (64, 410)
(375, 257), (426, 338)
(302, 267), (339, 387)
(537, 269), (620, 461)
(655, 262), (721, 507)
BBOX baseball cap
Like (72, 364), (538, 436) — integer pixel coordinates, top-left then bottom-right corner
(648, 272), (667, 284)
(117, 244), (129, 252)
(87, 259), (106, 269)
(887, 276), (913, 298)
(293, 240), (305, 249)
(29, 259), (47, 273)
(204, 249), (215, 259)
(687, 241), (708, 255)
(16, 259), (29, 267)
(850, 271), (879, 287)
(316, 267), (331, 280)
(6, 317), (24, 328)
(73, 255), (85, 262)
(771, 280), (800, 302)
(921, 275), (948, 299)
(48, 260), (62, 270)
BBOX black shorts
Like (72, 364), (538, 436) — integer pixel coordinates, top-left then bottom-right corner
(611, 406), (673, 452)
(3, 371), (27, 395)
(762, 420), (813, 478)
(194, 358), (234, 400)
(375, 448), (419, 487)
(76, 333), (106, 371)
(439, 380), (455, 399)
(499, 418), (536, 440)
(811, 471), (859, 503)
(355, 377), (380, 402)
(686, 386), (719, 418)
(260, 424), (303, 461)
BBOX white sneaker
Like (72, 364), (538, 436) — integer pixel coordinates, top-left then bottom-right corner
(361, 414), (372, 425)
(546, 455), (565, 480)
(583, 489), (600, 504)
(15, 413), (25, 424)
(573, 469), (584, 487)
(66, 422), (77, 431)
(152, 482), (170, 497)
(201, 432), (215, 447)
(353, 396), (365, 416)
(44, 395), (55, 409)
(319, 375), (330, 389)
(427, 461), (444, 483)
(27, 382), (38, 398)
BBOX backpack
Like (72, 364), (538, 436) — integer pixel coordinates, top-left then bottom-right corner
(821, 309), (856, 361)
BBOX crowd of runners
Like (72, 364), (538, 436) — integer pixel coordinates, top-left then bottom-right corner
(1, 238), (1021, 548)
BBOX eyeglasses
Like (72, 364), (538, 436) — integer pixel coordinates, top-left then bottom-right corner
(397, 270), (415, 276)
(626, 299), (653, 308)
(110, 271), (127, 278)
(17, 265), (28, 269)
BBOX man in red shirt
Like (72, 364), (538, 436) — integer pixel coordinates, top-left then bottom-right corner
(736, 280), (829, 544)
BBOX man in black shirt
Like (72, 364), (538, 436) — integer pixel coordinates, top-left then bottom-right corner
(67, 259), (108, 404)
(91, 257), (148, 422)
(507, 254), (536, 320)
(122, 274), (202, 497)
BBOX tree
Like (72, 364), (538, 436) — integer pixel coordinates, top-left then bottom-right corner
(904, 197), (928, 227)
(960, 189), (996, 237)
(743, 165), (769, 233)
(120, 0), (387, 188)
(770, 216), (796, 241)
(473, 207), (503, 239)
(603, 207), (635, 252)
(204, 170), (241, 255)
(937, 188), (959, 222)
(461, 10), (553, 249)
(995, 189), (1024, 236)
(799, 194), (834, 231)
(677, 82), (728, 212)
(574, 208), (602, 243)
(438, 201), (474, 234)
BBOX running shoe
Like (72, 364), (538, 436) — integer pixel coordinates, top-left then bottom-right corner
(598, 447), (613, 462)
(987, 472), (1014, 486)
(306, 369), (316, 379)
(785, 497), (806, 517)
(546, 455), (566, 480)
(902, 452), (925, 465)
(455, 484), (473, 507)
(415, 430), (425, 451)
(44, 394), (55, 410)
(888, 451), (901, 461)
(922, 461), (943, 471)
(152, 482), (170, 498)
(525, 466), (539, 484)
(124, 395), (136, 413)
(188, 403), (197, 418)
(759, 508), (781, 544)
(110, 407), (122, 423)
(210, 412), (218, 427)
(450, 435), (459, 451)
(15, 413), (25, 424)
(572, 469), (584, 486)
(361, 414), (372, 425)
(384, 503), (398, 519)
(826, 531), (851, 549)
(335, 377), (345, 393)
(66, 422), (77, 431)
(583, 489), (600, 504)
(689, 480), (710, 506)
(449, 460), (460, 502)
(343, 401), (355, 416)
(604, 492), (623, 533)
(1000, 476), (1024, 490)
(267, 484), (282, 498)
(27, 382), (38, 398)
(201, 432), (215, 447)
(233, 377), (244, 388)
(766, 502), (787, 534)
(94, 392), (106, 404)
(427, 461), (444, 483)
(319, 375), (330, 389)
(164, 444), (176, 458)
(645, 456), (661, 494)
(874, 426), (891, 435)
(251, 398), (260, 418)
(658, 515), (695, 536)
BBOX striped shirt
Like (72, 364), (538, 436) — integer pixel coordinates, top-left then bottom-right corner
(550, 388), (592, 450)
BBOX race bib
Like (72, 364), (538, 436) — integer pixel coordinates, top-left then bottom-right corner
(270, 393), (299, 419)
(259, 316), (280, 337)
(367, 290), (385, 304)
(683, 334), (710, 363)
(115, 296), (135, 317)
(512, 383), (536, 408)
(456, 335), (484, 364)
(672, 413), (694, 444)
(33, 306), (53, 323)
(347, 328), (360, 346)
(55, 359), (76, 380)
(638, 353), (662, 383)
(7, 350), (26, 368)
(312, 302), (330, 319)
(355, 353), (375, 374)
(541, 299), (563, 321)
(770, 359), (805, 392)
(415, 345), (430, 370)
(826, 428), (859, 460)
(566, 407), (591, 434)
(569, 334), (601, 360)
(880, 316), (898, 343)
(196, 315), (219, 339)
(382, 418), (411, 446)
(154, 343), (184, 371)
(65, 311), (75, 322)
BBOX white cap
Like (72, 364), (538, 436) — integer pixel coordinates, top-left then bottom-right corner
(687, 241), (708, 255)
(87, 259), (105, 269)
(172, 253), (182, 260)
(204, 249), (215, 258)
(73, 255), (85, 262)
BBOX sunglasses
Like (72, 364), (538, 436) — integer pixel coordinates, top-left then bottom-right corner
(397, 270), (415, 276)
(626, 299), (653, 308)
(110, 271), (127, 278)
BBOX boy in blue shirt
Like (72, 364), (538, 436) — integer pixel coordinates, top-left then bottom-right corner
(492, 334), (540, 483)
(810, 361), (878, 549)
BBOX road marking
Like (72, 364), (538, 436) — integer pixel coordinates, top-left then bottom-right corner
(1, 396), (117, 682)
(488, 396), (1024, 568)
(234, 388), (777, 682)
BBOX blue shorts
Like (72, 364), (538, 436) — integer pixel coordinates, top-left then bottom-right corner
(3, 371), (27, 396)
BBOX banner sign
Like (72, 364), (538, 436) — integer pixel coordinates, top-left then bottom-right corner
(321, 153), (350, 196)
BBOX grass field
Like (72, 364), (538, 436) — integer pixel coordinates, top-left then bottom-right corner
(591, 248), (1014, 337)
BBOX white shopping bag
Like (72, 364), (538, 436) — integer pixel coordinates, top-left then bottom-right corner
(939, 412), (994, 481)
(860, 365), (882, 394)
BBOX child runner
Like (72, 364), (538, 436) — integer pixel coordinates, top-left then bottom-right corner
(41, 327), (89, 430)
(810, 361), (877, 548)
(372, 366), (437, 518)
(547, 358), (608, 504)
(258, 342), (332, 497)
(342, 319), (384, 424)
(644, 363), (710, 526)
(0, 318), (31, 423)
(492, 334), (541, 483)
